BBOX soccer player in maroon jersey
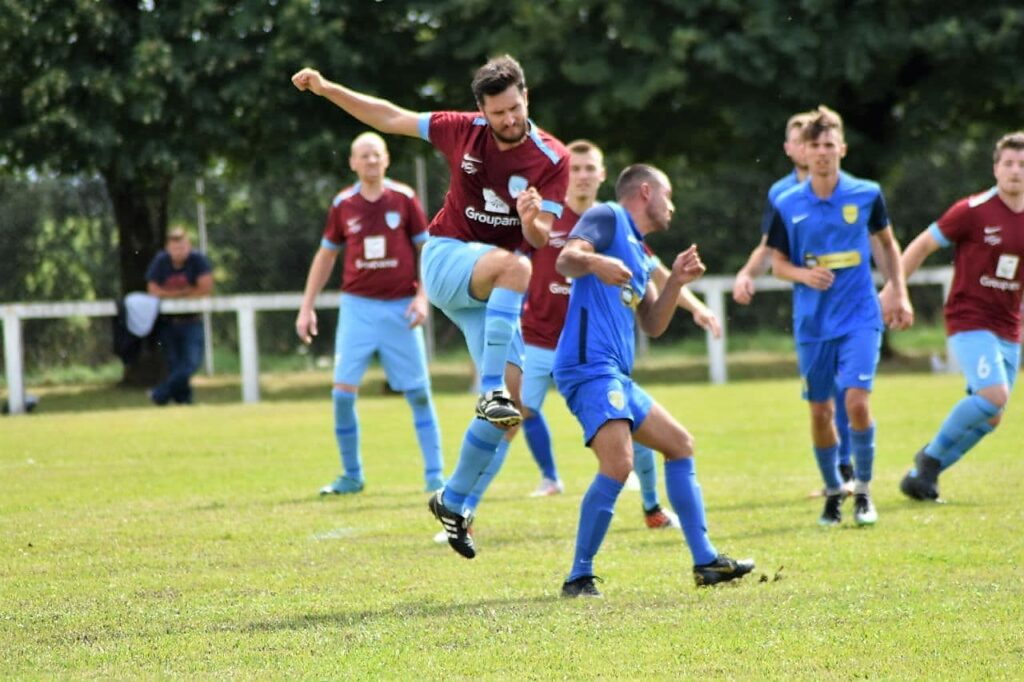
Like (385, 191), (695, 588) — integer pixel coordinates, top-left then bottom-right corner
(295, 132), (443, 497)
(292, 55), (569, 558)
(888, 131), (1024, 501)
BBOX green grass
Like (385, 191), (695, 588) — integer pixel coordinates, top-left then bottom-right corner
(2, 374), (1022, 678)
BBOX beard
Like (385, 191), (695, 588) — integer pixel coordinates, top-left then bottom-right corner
(491, 121), (528, 145)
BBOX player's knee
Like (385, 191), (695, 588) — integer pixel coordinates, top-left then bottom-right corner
(404, 387), (431, 408)
(988, 413), (1004, 428)
(495, 253), (531, 290)
(810, 402), (834, 427)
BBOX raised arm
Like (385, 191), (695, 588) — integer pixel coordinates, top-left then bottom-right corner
(637, 245), (706, 338)
(516, 187), (554, 249)
(651, 260), (721, 338)
(291, 68), (420, 138)
(555, 237), (632, 284)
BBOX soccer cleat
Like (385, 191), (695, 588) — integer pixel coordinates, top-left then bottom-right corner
(900, 447), (942, 501)
(561, 575), (604, 598)
(475, 388), (522, 427)
(428, 490), (476, 559)
(693, 555), (755, 587)
(424, 475), (445, 493)
(853, 493), (878, 526)
(644, 505), (681, 530)
(529, 477), (565, 497)
(839, 463), (856, 495)
(319, 475), (364, 496)
(819, 492), (843, 526)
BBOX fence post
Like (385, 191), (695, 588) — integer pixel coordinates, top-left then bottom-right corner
(704, 281), (728, 384)
(2, 308), (26, 414)
(237, 302), (260, 403)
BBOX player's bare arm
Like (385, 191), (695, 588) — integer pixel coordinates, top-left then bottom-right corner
(873, 227), (914, 330)
(556, 238), (631, 285)
(652, 261), (721, 338)
(733, 235), (771, 305)
(291, 68), (420, 138)
(516, 187), (552, 249)
(770, 248), (835, 290)
(296, 247), (338, 344)
(638, 245), (706, 338)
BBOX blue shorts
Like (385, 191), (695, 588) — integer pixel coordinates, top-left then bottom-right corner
(949, 330), (1021, 393)
(333, 293), (430, 392)
(797, 328), (881, 402)
(561, 374), (654, 446)
(421, 236), (525, 373)
(522, 344), (556, 411)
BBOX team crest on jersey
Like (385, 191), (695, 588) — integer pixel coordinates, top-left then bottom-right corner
(607, 390), (625, 411)
(346, 218), (362, 234)
(508, 175), (528, 198)
(483, 188), (511, 214)
(385, 211), (401, 229)
(842, 204), (858, 224)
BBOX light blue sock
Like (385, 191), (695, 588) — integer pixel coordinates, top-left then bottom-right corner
(443, 419), (504, 513)
(523, 410), (558, 481)
(464, 438), (511, 515)
(850, 423), (875, 483)
(835, 388), (852, 467)
(663, 458), (718, 566)
(331, 389), (362, 481)
(814, 444), (841, 491)
(633, 443), (659, 511)
(940, 422), (995, 471)
(480, 288), (523, 393)
(568, 473), (623, 581)
(404, 387), (443, 483)
(924, 394), (1000, 460)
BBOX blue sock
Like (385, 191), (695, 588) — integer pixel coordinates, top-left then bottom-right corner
(404, 387), (443, 482)
(633, 443), (659, 511)
(443, 419), (504, 513)
(464, 438), (511, 515)
(850, 423), (875, 483)
(835, 388), (852, 467)
(940, 422), (995, 471)
(479, 288), (523, 393)
(924, 394), (1000, 460)
(332, 389), (362, 481)
(523, 410), (558, 481)
(568, 473), (623, 581)
(663, 458), (718, 566)
(814, 444), (841, 491)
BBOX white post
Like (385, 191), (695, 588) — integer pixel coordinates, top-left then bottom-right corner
(704, 282), (728, 384)
(196, 177), (215, 376)
(940, 277), (959, 373)
(2, 308), (26, 415)
(237, 304), (260, 403)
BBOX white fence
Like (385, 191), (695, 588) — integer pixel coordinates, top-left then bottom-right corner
(1, 268), (954, 415)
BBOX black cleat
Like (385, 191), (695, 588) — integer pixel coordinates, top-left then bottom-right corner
(428, 490), (476, 559)
(819, 492), (843, 526)
(900, 447), (941, 501)
(693, 554), (756, 587)
(475, 388), (522, 427)
(561, 575), (604, 598)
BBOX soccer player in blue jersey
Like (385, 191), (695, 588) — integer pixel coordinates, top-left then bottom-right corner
(554, 164), (754, 597)
(767, 106), (914, 527)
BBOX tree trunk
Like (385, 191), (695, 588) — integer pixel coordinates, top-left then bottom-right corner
(105, 171), (172, 387)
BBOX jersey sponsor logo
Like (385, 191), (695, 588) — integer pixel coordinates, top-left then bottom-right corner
(548, 281), (571, 296)
(464, 206), (521, 227)
(995, 254), (1019, 280)
(607, 389), (625, 411)
(792, 214), (809, 224)
(461, 153), (481, 175)
(363, 235), (386, 260)
(508, 175), (528, 198)
(842, 204), (859, 224)
(482, 188), (511, 214)
(385, 211), (401, 229)
(355, 257), (399, 270)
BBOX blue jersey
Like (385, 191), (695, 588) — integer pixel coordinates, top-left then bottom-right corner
(553, 203), (653, 386)
(766, 172), (889, 342)
(759, 169), (801, 235)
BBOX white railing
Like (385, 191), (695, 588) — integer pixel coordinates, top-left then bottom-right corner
(1, 267), (954, 415)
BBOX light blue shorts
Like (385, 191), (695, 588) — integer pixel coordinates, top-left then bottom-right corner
(421, 236), (525, 373)
(797, 327), (881, 402)
(522, 344), (556, 411)
(334, 293), (430, 392)
(561, 374), (654, 447)
(949, 330), (1021, 393)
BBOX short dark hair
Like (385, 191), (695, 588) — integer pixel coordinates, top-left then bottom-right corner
(801, 105), (844, 143)
(993, 131), (1024, 163)
(615, 164), (664, 200)
(567, 139), (603, 158)
(471, 55), (526, 105)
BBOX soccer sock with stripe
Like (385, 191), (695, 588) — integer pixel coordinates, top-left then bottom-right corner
(663, 457), (718, 566)
(443, 419), (504, 513)
(835, 388), (852, 467)
(939, 422), (995, 472)
(633, 443), (660, 511)
(850, 423), (875, 483)
(568, 473), (623, 581)
(463, 437), (511, 515)
(523, 410), (558, 481)
(924, 394), (1000, 460)
(404, 387), (443, 484)
(814, 444), (842, 491)
(331, 388), (362, 481)
(479, 288), (523, 393)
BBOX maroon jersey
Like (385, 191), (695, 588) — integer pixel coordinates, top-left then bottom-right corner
(419, 111), (569, 252)
(522, 207), (579, 348)
(322, 179), (428, 300)
(936, 187), (1024, 342)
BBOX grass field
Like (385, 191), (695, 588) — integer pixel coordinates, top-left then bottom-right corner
(2, 372), (1023, 678)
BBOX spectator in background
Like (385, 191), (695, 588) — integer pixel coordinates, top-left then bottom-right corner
(145, 227), (214, 405)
